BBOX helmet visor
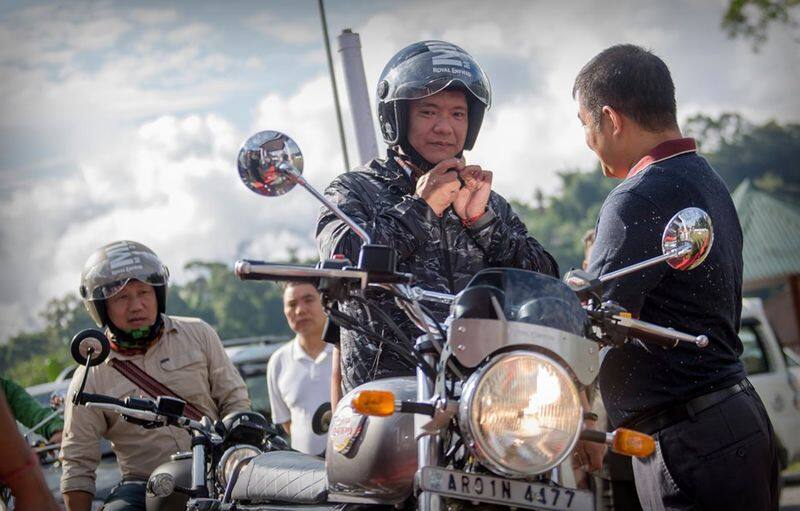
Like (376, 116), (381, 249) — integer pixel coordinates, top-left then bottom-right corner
(381, 42), (491, 108)
(83, 251), (168, 301)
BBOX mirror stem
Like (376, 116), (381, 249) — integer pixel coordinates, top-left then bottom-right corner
(73, 347), (95, 405)
(600, 242), (691, 283)
(294, 173), (372, 246)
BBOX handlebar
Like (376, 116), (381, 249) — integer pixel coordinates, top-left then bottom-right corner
(77, 392), (125, 407)
(234, 260), (368, 285)
(613, 314), (709, 348)
(78, 392), (203, 430)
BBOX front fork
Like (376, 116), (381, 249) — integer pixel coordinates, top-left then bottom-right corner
(416, 339), (442, 511)
(191, 431), (210, 498)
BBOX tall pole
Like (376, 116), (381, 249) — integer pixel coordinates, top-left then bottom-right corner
(318, 0), (350, 171)
(338, 29), (379, 165)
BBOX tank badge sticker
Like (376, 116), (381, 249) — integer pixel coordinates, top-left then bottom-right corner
(330, 405), (367, 455)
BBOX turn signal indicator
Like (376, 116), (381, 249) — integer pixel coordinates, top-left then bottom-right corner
(611, 428), (655, 457)
(351, 390), (395, 416)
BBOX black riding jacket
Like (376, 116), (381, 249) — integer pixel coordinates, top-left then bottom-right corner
(316, 150), (558, 392)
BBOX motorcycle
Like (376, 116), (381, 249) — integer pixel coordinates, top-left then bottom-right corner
(68, 129), (714, 511)
(67, 329), (289, 511)
(221, 131), (713, 510)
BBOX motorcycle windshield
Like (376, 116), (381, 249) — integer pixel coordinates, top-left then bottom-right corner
(459, 268), (586, 336)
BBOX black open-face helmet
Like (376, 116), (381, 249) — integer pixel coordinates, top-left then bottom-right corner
(376, 40), (492, 153)
(79, 240), (169, 328)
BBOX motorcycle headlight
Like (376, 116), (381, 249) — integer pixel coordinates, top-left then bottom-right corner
(459, 351), (582, 477)
(217, 445), (261, 488)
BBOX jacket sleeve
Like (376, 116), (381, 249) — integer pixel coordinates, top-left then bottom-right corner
(202, 324), (251, 417)
(468, 193), (559, 277)
(1, 377), (64, 439)
(316, 172), (436, 263)
(59, 367), (105, 496)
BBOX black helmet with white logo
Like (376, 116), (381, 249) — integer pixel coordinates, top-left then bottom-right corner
(79, 240), (169, 328)
(376, 40), (492, 153)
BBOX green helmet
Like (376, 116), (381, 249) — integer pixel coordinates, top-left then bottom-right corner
(79, 240), (169, 327)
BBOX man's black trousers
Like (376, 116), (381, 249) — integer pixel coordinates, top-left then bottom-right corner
(632, 383), (780, 510)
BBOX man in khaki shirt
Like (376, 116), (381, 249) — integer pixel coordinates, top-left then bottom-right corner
(60, 241), (250, 511)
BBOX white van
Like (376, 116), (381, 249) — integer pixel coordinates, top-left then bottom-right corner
(741, 297), (800, 469)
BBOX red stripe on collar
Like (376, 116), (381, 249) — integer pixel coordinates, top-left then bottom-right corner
(627, 138), (697, 178)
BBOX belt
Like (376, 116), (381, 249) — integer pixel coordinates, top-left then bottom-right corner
(628, 379), (752, 435)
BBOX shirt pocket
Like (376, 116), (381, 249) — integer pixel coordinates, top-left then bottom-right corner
(159, 351), (209, 405)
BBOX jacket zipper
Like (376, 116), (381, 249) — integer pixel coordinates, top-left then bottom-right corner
(439, 214), (455, 293)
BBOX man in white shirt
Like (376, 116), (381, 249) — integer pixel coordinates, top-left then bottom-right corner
(267, 282), (332, 455)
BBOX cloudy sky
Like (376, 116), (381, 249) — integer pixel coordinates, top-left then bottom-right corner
(0, 0), (798, 340)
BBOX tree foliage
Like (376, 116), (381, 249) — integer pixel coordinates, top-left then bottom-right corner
(722, 0), (800, 49)
(685, 113), (800, 200)
(513, 167), (616, 273)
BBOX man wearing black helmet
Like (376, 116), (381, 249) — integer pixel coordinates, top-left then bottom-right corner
(317, 41), (558, 405)
(60, 241), (250, 511)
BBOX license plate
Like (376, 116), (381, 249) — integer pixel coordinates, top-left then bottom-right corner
(418, 467), (594, 510)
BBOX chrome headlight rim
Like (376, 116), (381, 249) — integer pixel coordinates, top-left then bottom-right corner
(216, 444), (261, 487)
(458, 350), (582, 478)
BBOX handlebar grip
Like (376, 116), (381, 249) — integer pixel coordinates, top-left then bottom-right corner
(234, 260), (323, 284)
(613, 314), (709, 348)
(78, 392), (124, 407)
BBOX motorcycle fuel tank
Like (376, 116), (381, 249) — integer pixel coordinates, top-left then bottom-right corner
(326, 377), (418, 505)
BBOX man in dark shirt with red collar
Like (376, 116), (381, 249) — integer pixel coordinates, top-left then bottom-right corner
(574, 44), (779, 510)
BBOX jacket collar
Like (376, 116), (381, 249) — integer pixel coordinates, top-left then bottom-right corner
(628, 138), (697, 178)
(367, 149), (415, 192)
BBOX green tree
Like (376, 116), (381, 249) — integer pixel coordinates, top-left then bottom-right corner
(176, 261), (290, 339)
(514, 167), (616, 272)
(722, 0), (800, 49)
(685, 113), (800, 199)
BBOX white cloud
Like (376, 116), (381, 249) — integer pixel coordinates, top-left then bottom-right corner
(129, 8), (179, 26)
(246, 12), (319, 45)
(0, 3), (132, 64)
(0, 73), (345, 338)
(252, 74), (349, 185)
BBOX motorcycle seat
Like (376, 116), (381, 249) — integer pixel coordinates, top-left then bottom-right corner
(231, 450), (327, 504)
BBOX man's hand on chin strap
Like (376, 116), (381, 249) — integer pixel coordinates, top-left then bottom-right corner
(414, 157), (464, 217)
(453, 164), (493, 226)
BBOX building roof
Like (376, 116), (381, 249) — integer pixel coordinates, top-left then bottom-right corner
(732, 179), (800, 283)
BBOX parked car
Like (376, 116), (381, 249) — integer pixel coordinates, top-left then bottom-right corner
(741, 297), (800, 470)
(222, 334), (288, 421)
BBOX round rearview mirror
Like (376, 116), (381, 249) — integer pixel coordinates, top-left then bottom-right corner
(662, 207), (713, 271)
(237, 130), (303, 197)
(49, 389), (67, 411)
(70, 329), (111, 367)
(312, 402), (332, 435)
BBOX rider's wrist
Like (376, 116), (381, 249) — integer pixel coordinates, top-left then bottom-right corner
(464, 208), (495, 231)
(461, 211), (484, 227)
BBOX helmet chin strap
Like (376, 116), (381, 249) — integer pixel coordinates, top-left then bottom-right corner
(107, 314), (164, 352)
(397, 140), (464, 175)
